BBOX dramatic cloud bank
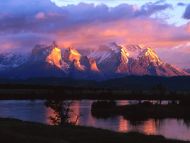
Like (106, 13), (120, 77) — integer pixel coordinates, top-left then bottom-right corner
(1, 0), (190, 68)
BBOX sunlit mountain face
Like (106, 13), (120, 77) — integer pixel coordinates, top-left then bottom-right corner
(1, 0), (190, 79)
(0, 42), (188, 80)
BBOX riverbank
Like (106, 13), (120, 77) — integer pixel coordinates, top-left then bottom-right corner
(0, 118), (189, 143)
(0, 84), (190, 101)
(0, 75), (189, 100)
(91, 101), (190, 120)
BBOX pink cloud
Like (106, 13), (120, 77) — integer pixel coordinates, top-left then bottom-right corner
(54, 18), (190, 50)
(0, 0), (190, 68)
(35, 12), (46, 20)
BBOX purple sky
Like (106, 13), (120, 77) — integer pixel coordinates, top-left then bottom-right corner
(0, 0), (190, 68)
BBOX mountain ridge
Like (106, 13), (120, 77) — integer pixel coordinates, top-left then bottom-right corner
(0, 42), (188, 80)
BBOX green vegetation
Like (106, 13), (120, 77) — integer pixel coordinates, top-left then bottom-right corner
(0, 118), (189, 143)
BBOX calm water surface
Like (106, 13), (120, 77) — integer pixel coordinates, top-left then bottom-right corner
(0, 100), (189, 141)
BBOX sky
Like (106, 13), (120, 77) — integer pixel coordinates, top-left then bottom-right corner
(0, 0), (190, 68)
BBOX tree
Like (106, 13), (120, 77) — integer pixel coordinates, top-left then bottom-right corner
(45, 100), (77, 125)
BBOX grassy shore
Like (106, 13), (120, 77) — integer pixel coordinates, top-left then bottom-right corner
(0, 118), (189, 143)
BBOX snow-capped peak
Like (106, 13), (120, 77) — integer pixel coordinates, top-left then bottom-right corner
(120, 47), (129, 64)
(67, 47), (82, 62)
(124, 44), (144, 59)
(139, 47), (162, 64)
(9, 41), (187, 78)
(89, 58), (100, 72)
(0, 52), (28, 70)
(45, 43), (70, 71)
(64, 47), (87, 71)
(46, 46), (62, 68)
(109, 42), (122, 53)
(89, 42), (123, 64)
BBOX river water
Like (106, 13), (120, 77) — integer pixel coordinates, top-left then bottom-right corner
(0, 100), (189, 141)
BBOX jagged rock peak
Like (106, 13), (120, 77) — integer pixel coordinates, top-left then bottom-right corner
(89, 58), (100, 72)
(45, 42), (69, 71)
(46, 44), (62, 68)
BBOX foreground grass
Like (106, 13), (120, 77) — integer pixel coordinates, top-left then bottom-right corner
(0, 118), (189, 143)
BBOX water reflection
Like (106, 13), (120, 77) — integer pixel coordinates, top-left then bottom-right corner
(118, 116), (128, 132)
(0, 100), (189, 141)
(46, 107), (56, 125)
(143, 119), (157, 135)
(45, 100), (80, 125)
(69, 101), (80, 125)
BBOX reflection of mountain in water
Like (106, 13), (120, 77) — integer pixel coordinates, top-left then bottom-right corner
(142, 119), (157, 135)
(118, 116), (129, 132)
(45, 100), (77, 125)
(43, 100), (190, 141)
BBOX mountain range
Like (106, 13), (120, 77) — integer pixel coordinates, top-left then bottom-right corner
(0, 42), (189, 80)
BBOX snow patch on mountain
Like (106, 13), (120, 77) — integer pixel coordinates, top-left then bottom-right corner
(0, 41), (188, 79)
(0, 52), (28, 70)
